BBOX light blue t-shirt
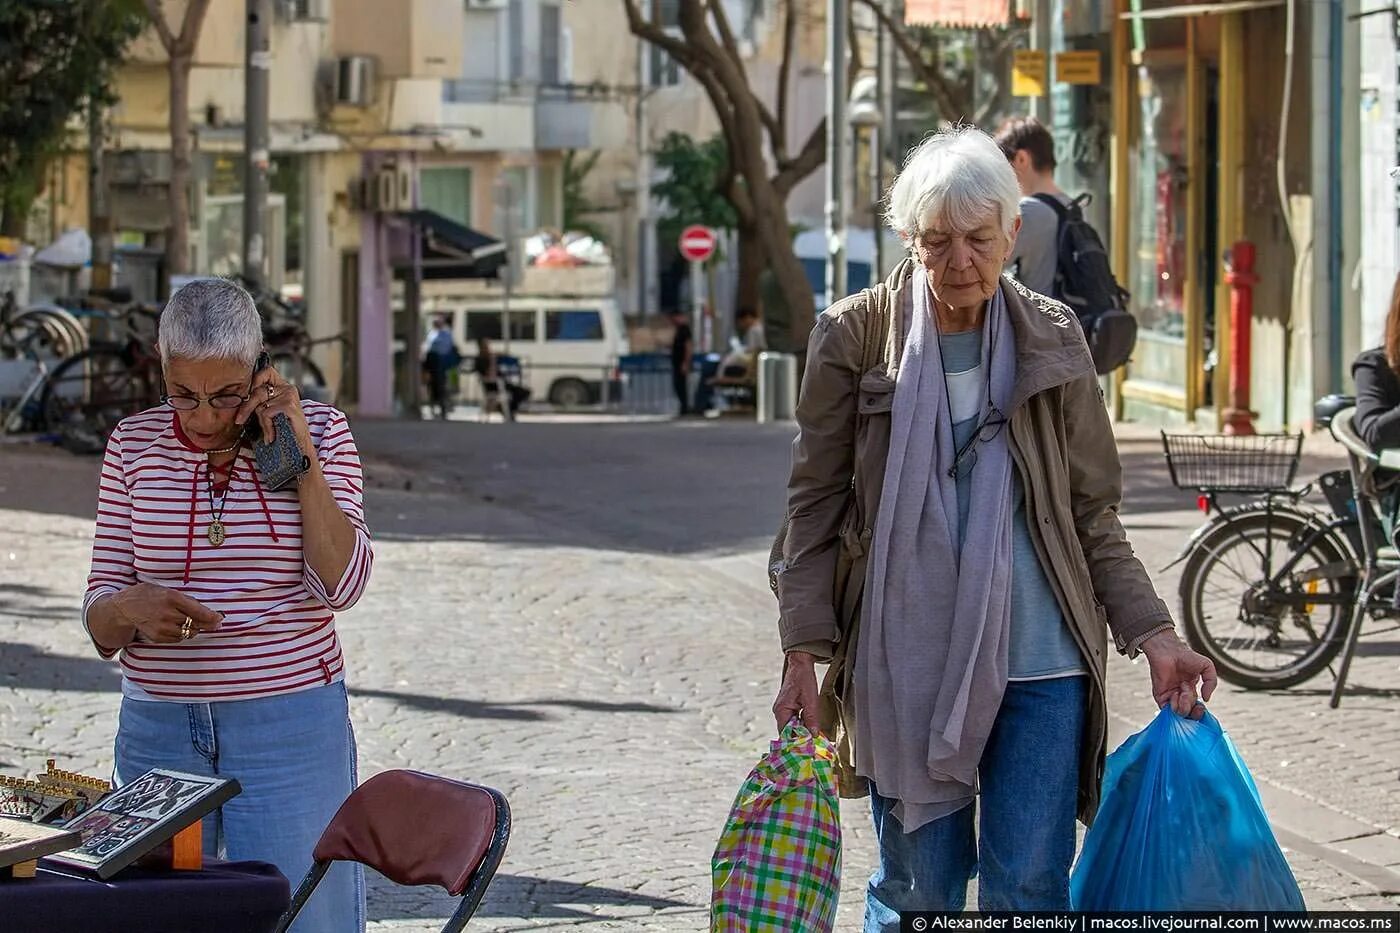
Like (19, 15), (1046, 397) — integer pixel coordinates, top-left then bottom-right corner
(940, 329), (1086, 680)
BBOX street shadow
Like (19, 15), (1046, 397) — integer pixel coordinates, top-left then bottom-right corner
(365, 870), (698, 922)
(0, 583), (73, 622)
(351, 687), (680, 721)
(0, 641), (120, 693)
(0, 446), (101, 521)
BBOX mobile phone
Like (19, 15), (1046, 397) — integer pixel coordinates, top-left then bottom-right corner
(246, 351), (311, 490)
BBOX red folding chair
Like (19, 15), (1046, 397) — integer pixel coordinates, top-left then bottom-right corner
(273, 770), (511, 933)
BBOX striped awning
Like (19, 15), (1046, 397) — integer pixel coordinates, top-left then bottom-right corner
(904, 0), (1020, 28)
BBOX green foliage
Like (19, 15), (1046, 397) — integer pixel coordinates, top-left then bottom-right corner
(562, 149), (610, 245)
(652, 132), (737, 257)
(0, 0), (144, 233)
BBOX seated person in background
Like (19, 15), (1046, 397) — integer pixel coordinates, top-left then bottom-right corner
(1352, 272), (1400, 542)
(718, 307), (767, 381)
(474, 337), (526, 418)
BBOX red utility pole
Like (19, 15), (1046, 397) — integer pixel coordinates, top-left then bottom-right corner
(1222, 241), (1258, 436)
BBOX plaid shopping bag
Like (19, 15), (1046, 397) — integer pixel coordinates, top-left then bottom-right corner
(711, 720), (842, 932)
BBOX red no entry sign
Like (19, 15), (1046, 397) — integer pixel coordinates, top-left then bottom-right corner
(678, 225), (717, 263)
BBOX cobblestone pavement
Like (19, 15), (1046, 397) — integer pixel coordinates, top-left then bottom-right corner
(1, 417), (1398, 930)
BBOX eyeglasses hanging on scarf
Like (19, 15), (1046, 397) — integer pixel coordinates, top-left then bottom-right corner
(947, 405), (1009, 479)
(932, 307), (1009, 481)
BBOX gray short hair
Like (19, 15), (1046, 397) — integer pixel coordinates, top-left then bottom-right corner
(885, 126), (1022, 240)
(158, 278), (263, 368)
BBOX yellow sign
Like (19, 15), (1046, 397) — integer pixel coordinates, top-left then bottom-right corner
(1012, 50), (1048, 97)
(1056, 50), (1102, 85)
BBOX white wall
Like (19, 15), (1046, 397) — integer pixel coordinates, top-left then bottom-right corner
(1358, 7), (1399, 354)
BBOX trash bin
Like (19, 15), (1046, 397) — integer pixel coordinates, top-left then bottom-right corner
(757, 352), (798, 423)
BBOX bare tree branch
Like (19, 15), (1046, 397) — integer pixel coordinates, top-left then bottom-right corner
(775, 0), (797, 156)
(175, 0), (213, 57)
(711, 0), (785, 158)
(142, 0), (177, 52)
(708, 0), (747, 74)
(855, 0), (967, 121)
(774, 117), (827, 194)
(622, 0), (696, 63)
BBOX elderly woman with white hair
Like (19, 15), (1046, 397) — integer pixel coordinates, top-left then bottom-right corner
(82, 278), (371, 932)
(771, 127), (1217, 924)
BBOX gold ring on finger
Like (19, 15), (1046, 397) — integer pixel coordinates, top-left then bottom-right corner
(266, 384), (275, 399)
(180, 617), (193, 640)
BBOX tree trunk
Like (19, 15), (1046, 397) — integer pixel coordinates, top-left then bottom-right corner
(735, 221), (762, 314)
(0, 196), (25, 238)
(165, 52), (193, 279)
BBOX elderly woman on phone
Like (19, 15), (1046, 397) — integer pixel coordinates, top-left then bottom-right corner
(771, 127), (1216, 928)
(82, 278), (372, 933)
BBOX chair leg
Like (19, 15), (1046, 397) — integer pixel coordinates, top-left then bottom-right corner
(1330, 567), (1394, 708)
(272, 860), (330, 933)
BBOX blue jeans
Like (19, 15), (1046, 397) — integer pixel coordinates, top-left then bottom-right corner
(114, 682), (364, 933)
(864, 676), (1087, 931)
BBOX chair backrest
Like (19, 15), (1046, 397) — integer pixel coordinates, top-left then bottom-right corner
(1329, 408), (1373, 464)
(313, 770), (509, 896)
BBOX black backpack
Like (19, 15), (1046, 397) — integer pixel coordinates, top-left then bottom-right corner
(1033, 193), (1137, 375)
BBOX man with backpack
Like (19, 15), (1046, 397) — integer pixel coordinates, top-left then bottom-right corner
(995, 117), (1138, 376)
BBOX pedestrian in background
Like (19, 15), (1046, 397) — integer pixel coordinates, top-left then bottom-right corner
(670, 308), (694, 416)
(82, 278), (373, 933)
(994, 116), (1071, 296)
(421, 315), (461, 420)
(771, 127), (1216, 927)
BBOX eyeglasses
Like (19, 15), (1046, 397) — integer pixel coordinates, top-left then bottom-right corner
(948, 406), (1008, 479)
(162, 391), (250, 412)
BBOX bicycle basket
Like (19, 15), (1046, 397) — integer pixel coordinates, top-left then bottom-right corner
(1160, 432), (1304, 492)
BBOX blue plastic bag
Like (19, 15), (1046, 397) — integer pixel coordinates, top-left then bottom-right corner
(1071, 707), (1305, 911)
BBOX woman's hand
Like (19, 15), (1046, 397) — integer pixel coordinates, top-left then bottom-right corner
(1142, 629), (1218, 719)
(773, 651), (822, 734)
(109, 583), (223, 645)
(235, 364), (314, 458)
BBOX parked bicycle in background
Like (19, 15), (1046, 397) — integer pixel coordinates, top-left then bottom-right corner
(1165, 395), (1399, 707)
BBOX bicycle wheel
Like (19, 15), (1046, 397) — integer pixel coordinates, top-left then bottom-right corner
(1179, 509), (1355, 689)
(40, 346), (160, 452)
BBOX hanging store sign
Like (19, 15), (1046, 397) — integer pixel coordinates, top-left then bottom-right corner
(1012, 50), (1048, 97)
(1055, 50), (1102, 85)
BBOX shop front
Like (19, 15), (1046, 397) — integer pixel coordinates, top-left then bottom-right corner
(1109, 0), (1302, 427)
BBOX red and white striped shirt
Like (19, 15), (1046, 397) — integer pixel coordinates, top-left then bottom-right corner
(83, 403), (374, 702)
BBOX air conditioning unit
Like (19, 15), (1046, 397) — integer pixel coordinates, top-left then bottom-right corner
(466, 0), (508, 9)
(372, 165), (414, 213)
(335, 56), (376, 107)
(278, 0), (329, 21)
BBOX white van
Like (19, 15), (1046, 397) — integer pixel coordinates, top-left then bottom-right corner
(421, 271), (629, 407)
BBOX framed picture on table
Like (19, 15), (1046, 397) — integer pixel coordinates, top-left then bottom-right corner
(45, 769), (240, 880)
(0, 817), (82, 872)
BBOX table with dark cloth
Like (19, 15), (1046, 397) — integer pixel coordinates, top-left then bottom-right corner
(0, 858), (290, 933)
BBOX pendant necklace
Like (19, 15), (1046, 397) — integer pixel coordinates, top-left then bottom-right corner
(206, 461), (234, 546)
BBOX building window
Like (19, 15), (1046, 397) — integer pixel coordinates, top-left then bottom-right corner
(536, 162), (561, 230)
(508, 0), (525, 82)
(420, 167), (474, 228)
(650, 0), (683, 87)
(541, 2), (562, 86)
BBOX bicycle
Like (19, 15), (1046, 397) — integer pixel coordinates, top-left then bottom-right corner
(37, 302), (163, 452)
(1164, 398), (1400, 707)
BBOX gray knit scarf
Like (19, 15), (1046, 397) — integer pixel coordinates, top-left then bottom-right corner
(854, 270), (1017, 833)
